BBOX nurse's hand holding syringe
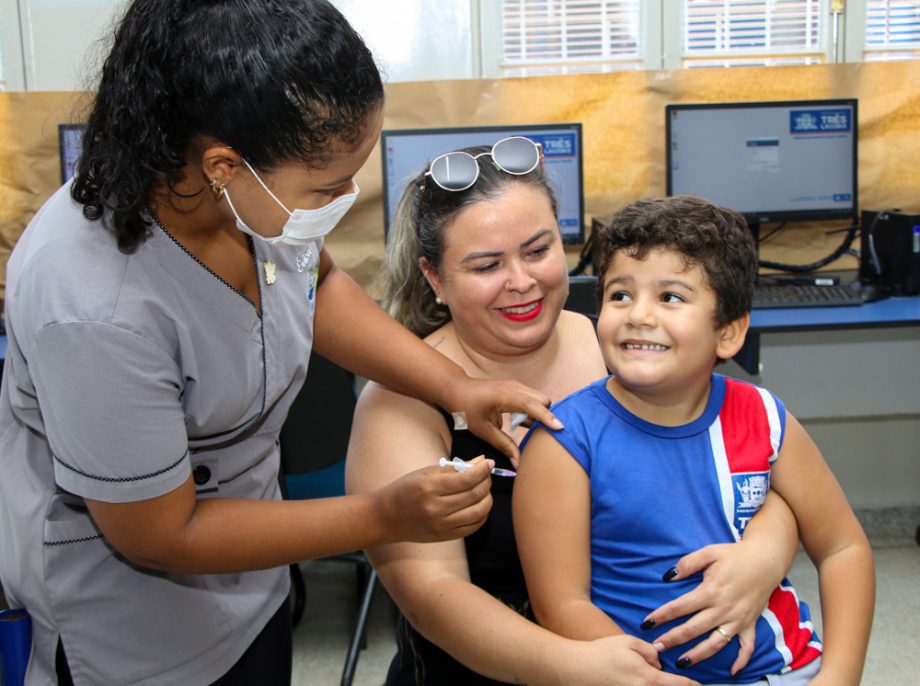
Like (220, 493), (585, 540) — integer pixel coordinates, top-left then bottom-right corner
(439, 456), (517, 478)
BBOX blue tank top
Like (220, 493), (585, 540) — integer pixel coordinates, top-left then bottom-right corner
(543, 374), (822, 683)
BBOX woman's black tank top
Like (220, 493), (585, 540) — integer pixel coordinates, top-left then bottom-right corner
(384, 411), (531, 685)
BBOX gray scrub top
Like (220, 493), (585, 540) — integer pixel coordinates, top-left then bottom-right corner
(0, 184), (321, 684)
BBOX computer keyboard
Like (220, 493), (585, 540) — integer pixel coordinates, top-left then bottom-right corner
(752, 283), (865, 309)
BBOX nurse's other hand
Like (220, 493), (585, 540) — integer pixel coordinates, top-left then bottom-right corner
(448, 377), (562, 467)
(374, 457), (493, 543)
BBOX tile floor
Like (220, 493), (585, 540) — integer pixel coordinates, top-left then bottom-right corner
(293, 542), (920, 685)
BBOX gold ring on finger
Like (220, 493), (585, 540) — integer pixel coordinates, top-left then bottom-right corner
(715, 626), (732, 643)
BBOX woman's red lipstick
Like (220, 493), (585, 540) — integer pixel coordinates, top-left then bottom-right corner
(498, 299), (543, 322)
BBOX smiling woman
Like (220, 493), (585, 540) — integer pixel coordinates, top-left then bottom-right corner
(383, 144), (565, 340)
(419, 183), (569, 357)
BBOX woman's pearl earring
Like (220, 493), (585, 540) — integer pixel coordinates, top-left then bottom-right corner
(435, 294), (444, 305)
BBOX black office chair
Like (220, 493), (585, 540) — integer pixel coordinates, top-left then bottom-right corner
(279, 352), (379, 686)
(565, 274), (599, 320)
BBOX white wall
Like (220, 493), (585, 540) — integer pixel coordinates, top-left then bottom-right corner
(0, 0), (123, 90)
(333, 0), (477, 83)
(0, 0), (478, 91)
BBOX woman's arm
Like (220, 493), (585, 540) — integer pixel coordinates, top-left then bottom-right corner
(347, 384), (700, 686)
(643, 490), (799, 673)
(770, 413), (875, 686)
(312, 248), (560, 462)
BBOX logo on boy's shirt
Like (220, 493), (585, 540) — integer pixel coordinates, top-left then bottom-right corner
(732, 472), (770, 532)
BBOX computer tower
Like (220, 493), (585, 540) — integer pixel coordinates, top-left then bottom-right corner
(859, 210), (920, 295)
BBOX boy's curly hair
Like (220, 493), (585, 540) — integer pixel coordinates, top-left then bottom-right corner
(594, 195), (757, 326)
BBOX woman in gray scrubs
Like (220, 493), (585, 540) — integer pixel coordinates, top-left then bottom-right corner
(0, 2), (559, 683)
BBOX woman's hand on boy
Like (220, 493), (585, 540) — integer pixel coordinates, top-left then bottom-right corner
(563, 635), (702, 686)
(639, 542), (771, 672)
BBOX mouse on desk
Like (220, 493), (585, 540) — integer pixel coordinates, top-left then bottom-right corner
(860, 283), (889, 304)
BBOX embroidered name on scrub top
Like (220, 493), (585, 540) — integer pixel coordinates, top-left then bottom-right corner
(297, 246), (319, 317)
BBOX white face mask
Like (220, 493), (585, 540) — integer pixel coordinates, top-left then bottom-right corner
(223, 158), (359, 247)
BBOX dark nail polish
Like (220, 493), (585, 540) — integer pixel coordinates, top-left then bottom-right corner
(662, 566), (679, 582)
(640, 619), (656, 630)
(676, 657), (692, 669)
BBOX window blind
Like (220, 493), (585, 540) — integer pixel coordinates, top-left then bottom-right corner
(865, 0), (920, 61)
(683, 0), (826, 67)
(501, 0), (642, 76)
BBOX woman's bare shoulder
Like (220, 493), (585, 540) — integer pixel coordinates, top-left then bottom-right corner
(558, 309), (595, 330)
(355, 380), (444, 429)
(557, 311), (603, 355)
(348, 380), (451, 487)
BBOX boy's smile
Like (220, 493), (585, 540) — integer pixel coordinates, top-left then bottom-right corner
(621, 341), (669, 353)
(596, 247), (746, 424)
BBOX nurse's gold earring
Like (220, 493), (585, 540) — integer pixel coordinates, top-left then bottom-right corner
(209, 178), (226, 201)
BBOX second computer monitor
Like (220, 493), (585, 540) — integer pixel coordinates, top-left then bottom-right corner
(666, 99), (857, 227)
(381, 123), (585, 243)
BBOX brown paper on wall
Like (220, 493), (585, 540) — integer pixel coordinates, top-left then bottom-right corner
(0, 91), (92, 305)
(2, 61), (919, 303)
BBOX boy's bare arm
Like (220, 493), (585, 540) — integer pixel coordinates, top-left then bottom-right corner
(513, 427), (622, 639)
(770, 413), (875, 686)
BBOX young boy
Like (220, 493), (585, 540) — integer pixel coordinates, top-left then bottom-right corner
(513, 195), (875, 685)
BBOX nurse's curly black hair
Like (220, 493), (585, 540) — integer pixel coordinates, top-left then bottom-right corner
(71, 0), (384, 253)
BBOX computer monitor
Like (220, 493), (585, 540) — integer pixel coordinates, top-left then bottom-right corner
(666, 99), (858, 237)
(58, 123), (87, 184)
(381, 123), (585, 243)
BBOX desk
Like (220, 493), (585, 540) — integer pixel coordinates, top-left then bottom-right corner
(726, 294), (920, 524)
(737, 295), (920, 374)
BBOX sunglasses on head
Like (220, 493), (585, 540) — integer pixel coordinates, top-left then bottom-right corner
(423, 136), (543, 192)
